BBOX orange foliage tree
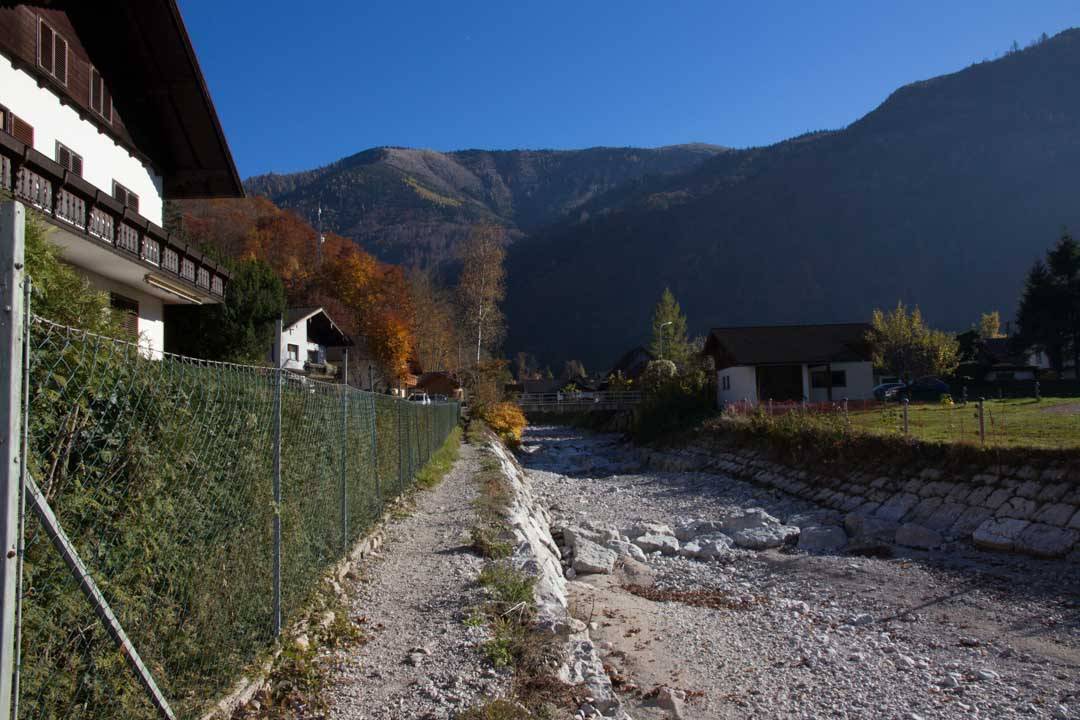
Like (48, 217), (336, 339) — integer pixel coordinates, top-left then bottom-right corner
(175, 198), (417, 384)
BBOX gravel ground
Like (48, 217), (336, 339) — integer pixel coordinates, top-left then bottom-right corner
(520, 426), (1080, 720)
(324, 441), (509, 719)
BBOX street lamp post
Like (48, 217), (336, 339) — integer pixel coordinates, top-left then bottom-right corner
(659, 320), (673, 360)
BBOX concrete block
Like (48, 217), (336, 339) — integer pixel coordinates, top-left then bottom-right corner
(994, 496), (1039, 521)
(1032, 503), (1077, 527)
(972, 518), (1030, 552)
(1014, 523), (1079, 559)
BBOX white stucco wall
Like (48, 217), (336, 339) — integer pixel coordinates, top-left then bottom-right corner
(808, 361), (875, 402)
(80, 268), (164, 356)
(278, 320), (308, 372)
(0, 57), (164, 225)
(717, 365), (758, 406)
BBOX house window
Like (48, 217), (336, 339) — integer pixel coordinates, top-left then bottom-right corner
(287, 344), (299, 362)
(89, 67), (112, 123)
(11, 114), (33, 147)
(307, 349), (319, 363)
(113, 182), (139, 213)
(721, 375), (731, 391)
(109, 292), (138, 339)
(811, 370), (847, 389)
(38, 19), (68, 86)
(56, 142), (83, 177)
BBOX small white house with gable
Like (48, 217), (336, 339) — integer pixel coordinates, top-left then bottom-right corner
(0, 1), (242, 354)
(274, 308), (353, 379)
(703, 323), (876, 407)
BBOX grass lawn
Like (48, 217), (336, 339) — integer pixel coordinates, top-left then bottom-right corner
(847, 396), (1080, 449)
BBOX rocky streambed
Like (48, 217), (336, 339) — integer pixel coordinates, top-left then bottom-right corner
(519, 426), (1080, 720)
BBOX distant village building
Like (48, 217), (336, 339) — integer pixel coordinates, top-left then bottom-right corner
(0, 2), (242, 354)
(704, 323), (875, 406)
(416, 371), (464, 401)
(276, 307), (352, 379)
(607, 346), (655, 381)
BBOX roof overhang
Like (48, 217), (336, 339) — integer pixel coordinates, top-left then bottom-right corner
(63, 0), (243, 198)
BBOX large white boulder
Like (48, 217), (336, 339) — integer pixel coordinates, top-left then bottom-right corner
(798, 525), (848, 553)
(624, 522), (675, 539)
(571, 538), (617, 575)
(678, 534), (733, 560)
(730, 524), (800, 550)
(633, 533), (680, 555)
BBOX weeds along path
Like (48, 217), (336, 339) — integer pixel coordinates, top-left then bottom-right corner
(325, 440), (508, 719)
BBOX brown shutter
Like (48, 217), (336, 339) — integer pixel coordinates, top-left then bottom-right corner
(56, 144), (70, 169)
(109, 293), (139, 339)
(11, 116), (33, 147)
(54, 36), (67, 85)
(126, 191), (139, 213)
(39, 20), (53, 74)
(90, 68), (100, 114)
(70, 153), (82, 177)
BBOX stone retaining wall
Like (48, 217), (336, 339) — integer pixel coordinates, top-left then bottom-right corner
(639, 444), (1080, 561)
(484, 436), (630, 719)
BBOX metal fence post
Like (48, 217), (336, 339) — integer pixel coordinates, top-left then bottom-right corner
(339, 360), (348, 552)
(369, 394), (379, 506)
(902, 397), (910, 436)
(0, 201), (26, 720)
(978, 398), (986, 446)
(396, 400), (404, 493)
(272, 317), (283, 637)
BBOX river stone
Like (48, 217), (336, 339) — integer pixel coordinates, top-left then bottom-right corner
(606, 539), (648, 562)
(895, 522), (943, 550)
(972, 517), (1030, 551)
(787, 509), (844, 528)
(730, 524), (800, 550)
(845, 512), (899, 541)
(571, 538), (617, 574)
(1014, 523), (1079, 558)
(633, 534), (680, 555)
(719, 507), (781, 532)
(624, 522), (674, 539)
(798, 525), (848, 553)
(678, 534), (733, 560)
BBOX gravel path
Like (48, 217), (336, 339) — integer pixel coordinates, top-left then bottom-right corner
(520, 426), (1080, 720)
(325, 441), (508, 719)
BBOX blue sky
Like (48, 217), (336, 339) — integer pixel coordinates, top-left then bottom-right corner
(178, 1), (1079, 179)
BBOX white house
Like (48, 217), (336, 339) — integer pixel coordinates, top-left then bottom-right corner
(0, 2), (243, 353)
(274, 308), (353, 379)
(703, 323), (876, 407)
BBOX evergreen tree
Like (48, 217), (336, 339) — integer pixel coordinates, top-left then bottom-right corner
(1017, 233), (1080, 374)
(648, 288), (691, 365)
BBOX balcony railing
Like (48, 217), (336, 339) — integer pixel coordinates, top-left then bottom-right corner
(0, 132), (227, 300)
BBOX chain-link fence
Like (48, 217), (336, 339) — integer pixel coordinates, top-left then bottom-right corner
(17, 315), (460, 720)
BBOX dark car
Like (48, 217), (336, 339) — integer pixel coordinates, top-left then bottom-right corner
(873, 382), (906, 401)
(896, 376), (950, 402)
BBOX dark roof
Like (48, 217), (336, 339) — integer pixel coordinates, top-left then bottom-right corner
(65, 1), (243, 198)
(704, 323), (872, 368)
(609, 346), (655, 378)
(284, 307), (353, 348)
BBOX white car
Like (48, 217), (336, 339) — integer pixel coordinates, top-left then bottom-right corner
(408, 392), (431, 405)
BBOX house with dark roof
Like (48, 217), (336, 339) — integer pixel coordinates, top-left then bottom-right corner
(275, 307), (352, 378)
(703, 323), (874, 406)
(0, 1), (242, 354)
(608, 346), (655, 381)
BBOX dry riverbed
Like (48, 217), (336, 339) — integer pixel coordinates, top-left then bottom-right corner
(520, 426), (1080, 720)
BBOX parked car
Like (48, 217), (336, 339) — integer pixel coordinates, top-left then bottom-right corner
(895, 376), (950, 402)
(873, 382), (906, 401)
(431, 394), (449, 402)
(407, 392), (431, 405)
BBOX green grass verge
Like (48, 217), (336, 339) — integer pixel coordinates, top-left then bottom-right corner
(847, 396), (1080, 449)
(415, 427), (463, 489)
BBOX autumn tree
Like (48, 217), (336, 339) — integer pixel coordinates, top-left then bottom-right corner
(978, 311), (1003, 339)
(648, 288), (692, 365)
(868, 302), (960, 380)
(409, 269), (460, 373)
(458, 225), (506, 364)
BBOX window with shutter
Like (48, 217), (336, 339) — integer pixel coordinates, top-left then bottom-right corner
(38, 20), (53, 74)
(56, 142), (83, 177)
(109, 293), (139, 339)
(113, 182), (140, 213)
(89, 68), (112, 123)
(11, 116), (33, 147)
(38, 19), (67, 85)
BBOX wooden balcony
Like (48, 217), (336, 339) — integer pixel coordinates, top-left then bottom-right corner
(0, 131), (227, 301)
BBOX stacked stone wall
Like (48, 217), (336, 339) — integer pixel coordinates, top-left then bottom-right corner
(640, 445), (1080, 560)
